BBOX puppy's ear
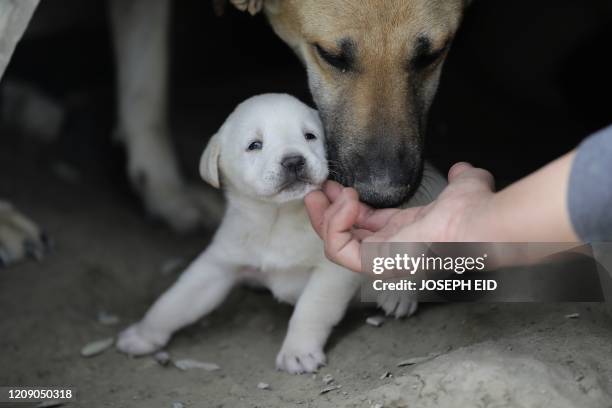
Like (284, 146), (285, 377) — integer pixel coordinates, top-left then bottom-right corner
(200, 132), (222, 188)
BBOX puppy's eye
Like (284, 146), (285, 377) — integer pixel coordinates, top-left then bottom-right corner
(247, 141), (263, 151)
(305, 132), (317, 141)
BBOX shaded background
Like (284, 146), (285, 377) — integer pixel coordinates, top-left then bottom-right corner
(2, 0), (611, 194)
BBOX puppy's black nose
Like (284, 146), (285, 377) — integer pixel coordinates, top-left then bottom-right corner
(281, 155), (306, 172)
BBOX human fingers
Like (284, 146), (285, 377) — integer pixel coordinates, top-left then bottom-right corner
(321, 180), (345, 202)
(448, 162), (495, 191)
(322, 188), (363, 272)
(305, 189), (331, 239)
(323, 183), (403, 232)
(354, 206), (402, 231)
(448, 162), (473, 181)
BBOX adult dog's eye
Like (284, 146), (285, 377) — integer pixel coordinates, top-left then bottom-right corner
(410, 36), (448, 71)
(305, 132), (317, 141)
(314, 43), (352, 73)
(411, 48), (445, 70)
(247, 141), (263, 151)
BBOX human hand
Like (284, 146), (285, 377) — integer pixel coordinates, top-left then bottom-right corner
(304, 162), (497, 272)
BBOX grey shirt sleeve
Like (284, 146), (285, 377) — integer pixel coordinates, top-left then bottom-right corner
(568, 125), (612, 242)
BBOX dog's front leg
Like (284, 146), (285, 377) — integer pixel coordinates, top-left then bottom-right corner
(109, 0), (222, 232)
(276, 263), (362, 374)
(117, 248), (238, 355)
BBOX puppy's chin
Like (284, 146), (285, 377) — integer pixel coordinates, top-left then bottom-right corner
(271, 181), (319, 203)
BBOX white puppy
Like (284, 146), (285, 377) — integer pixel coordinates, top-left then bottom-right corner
(117, 93), (446, 373)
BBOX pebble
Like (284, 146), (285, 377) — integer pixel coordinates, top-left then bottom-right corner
(322, 374), (334, 384)
(154, 351), (171, 366)
(80, 337), (114, 357)
(379, 371), (391, 379)
(174, 358), (220, 371)
(565, 313), (580, 319)
(397, 352), (440, 367)
(320, 385), (342, 395)
(171, 402), (185, 408)
(257, 382), (270, 390)
(365, 316), (385, 327)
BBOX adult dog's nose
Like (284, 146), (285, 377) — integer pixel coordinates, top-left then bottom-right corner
(281, 155), (306, 172)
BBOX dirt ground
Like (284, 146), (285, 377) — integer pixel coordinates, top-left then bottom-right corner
(2, 130), (612, 408)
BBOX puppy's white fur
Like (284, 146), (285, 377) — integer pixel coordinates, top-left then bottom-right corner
(117, 94), (446, 373)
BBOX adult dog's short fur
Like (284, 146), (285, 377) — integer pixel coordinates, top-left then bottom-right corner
(233, 0), (468, 208)
(116, 94), (446, 373)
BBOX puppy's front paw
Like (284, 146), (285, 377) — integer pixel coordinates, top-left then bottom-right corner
(377, 290), (418, 318)
(276, 340), (326, 374)
(116, 323), (169, 356)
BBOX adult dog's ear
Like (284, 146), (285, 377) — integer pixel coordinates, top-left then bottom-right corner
(200, 132), (222, 189)
(229, 0), (264, 16)
(218, 0), (281, 16)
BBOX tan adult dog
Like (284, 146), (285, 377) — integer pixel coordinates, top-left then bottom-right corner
(231, 0), (468, 208)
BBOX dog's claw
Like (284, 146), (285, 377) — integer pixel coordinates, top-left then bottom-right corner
(377, 290), (418, 318)
(276, 341), (327, 374)
(24, 236), (50, 261)
(40, 231), (51, 248)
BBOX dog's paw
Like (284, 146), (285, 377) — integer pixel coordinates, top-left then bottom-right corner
(276, 340), (326, 374)
(116, 323), (169, 356)
(124, 139), (225, 232)
(0, 201), (49, 267)
(140, 182), (225, 233)
(230, 0), (263, 15)
(376, 290), (418, 318)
